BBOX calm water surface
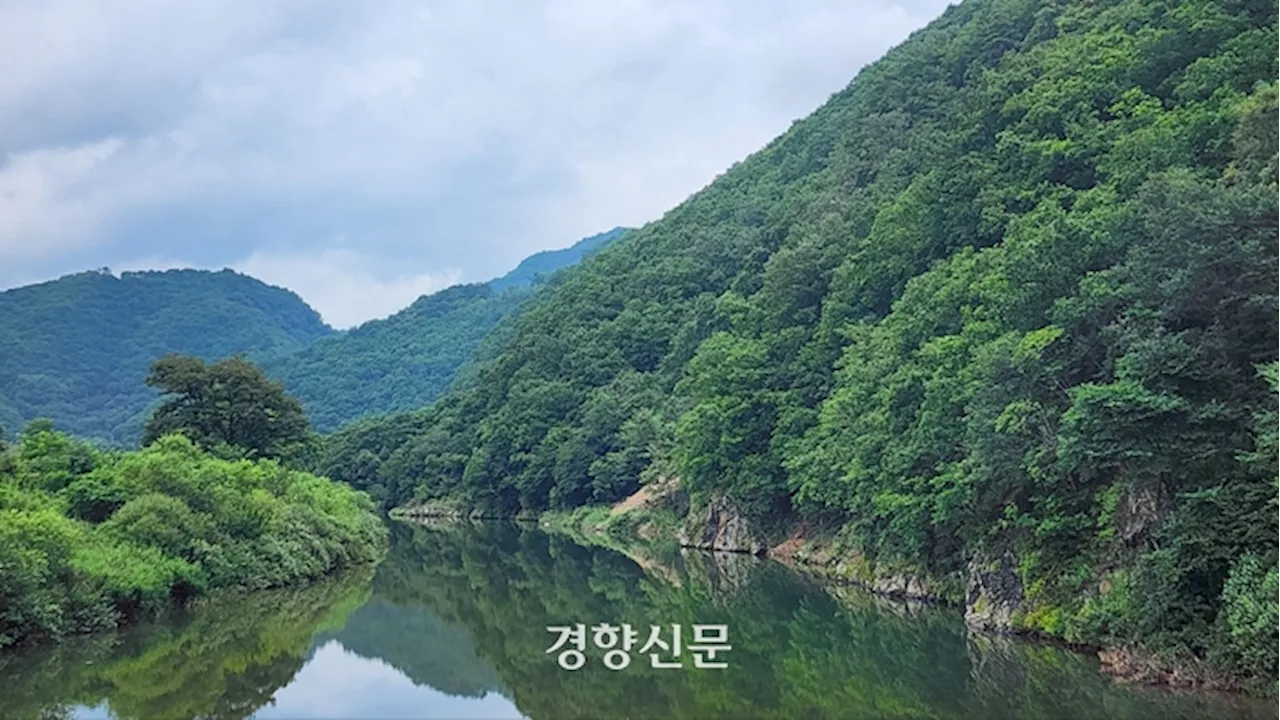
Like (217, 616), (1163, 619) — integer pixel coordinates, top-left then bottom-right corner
(0, 521), (1273, 719)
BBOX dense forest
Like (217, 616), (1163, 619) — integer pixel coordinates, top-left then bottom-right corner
(0, 226), (627, 648)
(0, 269), (333, 445)
(264, 284), (530, 432)
(326, 0), (1278, 686)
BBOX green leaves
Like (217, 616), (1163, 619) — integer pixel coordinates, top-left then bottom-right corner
(143, 354), (311, 461)
(674, 333), (785, 518)
(1227, 80), (1278, 183)
(0, 429), (385, 647)
(1057, 380), (1189, 479)
(1217, 553), (1280, 679)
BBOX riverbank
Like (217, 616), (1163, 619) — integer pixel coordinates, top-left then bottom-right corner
(502, 481), (1272, 696)
(0, 431), (388, 650)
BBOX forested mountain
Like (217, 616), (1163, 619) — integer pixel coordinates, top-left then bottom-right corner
(264, 284), (530, 433)
(324, 0), (1278, 686)
(0, 229), (626, 442)
(0, 269), (332, 445)
(267, 228), (628, 431)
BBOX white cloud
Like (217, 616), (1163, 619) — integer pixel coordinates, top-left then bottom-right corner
(0, 0), (954, 322)
(0, 138), (122, 258)
(235, 248), (462, 329)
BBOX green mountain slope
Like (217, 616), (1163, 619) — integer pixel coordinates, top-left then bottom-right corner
(327, 0), (1278, 686)
(0, 269), (332, 445)
(267, 228), (628, 432)
(265, 284), (531, 433)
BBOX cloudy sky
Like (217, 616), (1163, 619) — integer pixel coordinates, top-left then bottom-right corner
(1, 0), (951, 328)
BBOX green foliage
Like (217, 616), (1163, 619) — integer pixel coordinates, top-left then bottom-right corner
(0, 269), (332, 445)
(1225, 82), (1279, 185)
(1216, 553), (1280, 681)
(265, 284), (533, 433)
(142, 354), (312, 461)
(674, 332), (784, 518)
(0, 427), (385, 648)
(0, 232), (626, 444)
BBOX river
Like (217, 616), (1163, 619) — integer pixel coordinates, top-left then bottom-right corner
(0, 520), (1272, 719)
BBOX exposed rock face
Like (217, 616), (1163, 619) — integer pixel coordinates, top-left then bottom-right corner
(1115, 482), (1170, 545)
(871, 569), (932, 599)
(678, 495), (766, 555)
(1096, 645), (1235, 690)
(684, 548), (758, 595)
(965, 552), (1024, 632)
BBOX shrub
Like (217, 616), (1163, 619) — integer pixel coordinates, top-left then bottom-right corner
(0, 430), (386, 647)
(1215, 553), (1279, 679)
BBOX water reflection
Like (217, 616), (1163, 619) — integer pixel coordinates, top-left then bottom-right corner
(255, 641), (520, 719)
(0, 520), (1273, 720)
(0, 568), (372, 720)
(371, 521), (1273, 720)
(319, 599), (504, 699)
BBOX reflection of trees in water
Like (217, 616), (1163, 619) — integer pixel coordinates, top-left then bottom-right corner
(958, 632), (1271, 720)
(379, 521), (1272, 720)
(682, 548), (755, 596)
(4, 524), (1269, 720)
(0, 569), (371, 720)
(321, 599), (504, 698)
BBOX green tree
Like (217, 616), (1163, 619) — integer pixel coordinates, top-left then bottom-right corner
(142, 354), (310, 460)
(0, 429), (384, 648)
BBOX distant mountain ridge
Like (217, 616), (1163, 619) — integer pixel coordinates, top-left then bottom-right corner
(0, 229), (630, 443)
(489, 227), (627, 292)
(0, 268), (332, 444)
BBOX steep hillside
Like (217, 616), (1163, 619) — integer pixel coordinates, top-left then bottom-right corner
(0, 269), (332, 444)
(268, 228), (628, 432)
(326, 0), (1278, 687)
(266, 284), (531, 433)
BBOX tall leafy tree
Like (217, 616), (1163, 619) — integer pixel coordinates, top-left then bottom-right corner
(142, 354), (311, 460)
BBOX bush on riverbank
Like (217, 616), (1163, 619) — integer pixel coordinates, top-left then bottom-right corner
(0, 425), (386, 648)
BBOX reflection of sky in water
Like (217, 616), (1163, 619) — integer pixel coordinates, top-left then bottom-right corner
(253, 640), (525, 720)
(72, 640), (523, 720)
(71, 703), (110, 719)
